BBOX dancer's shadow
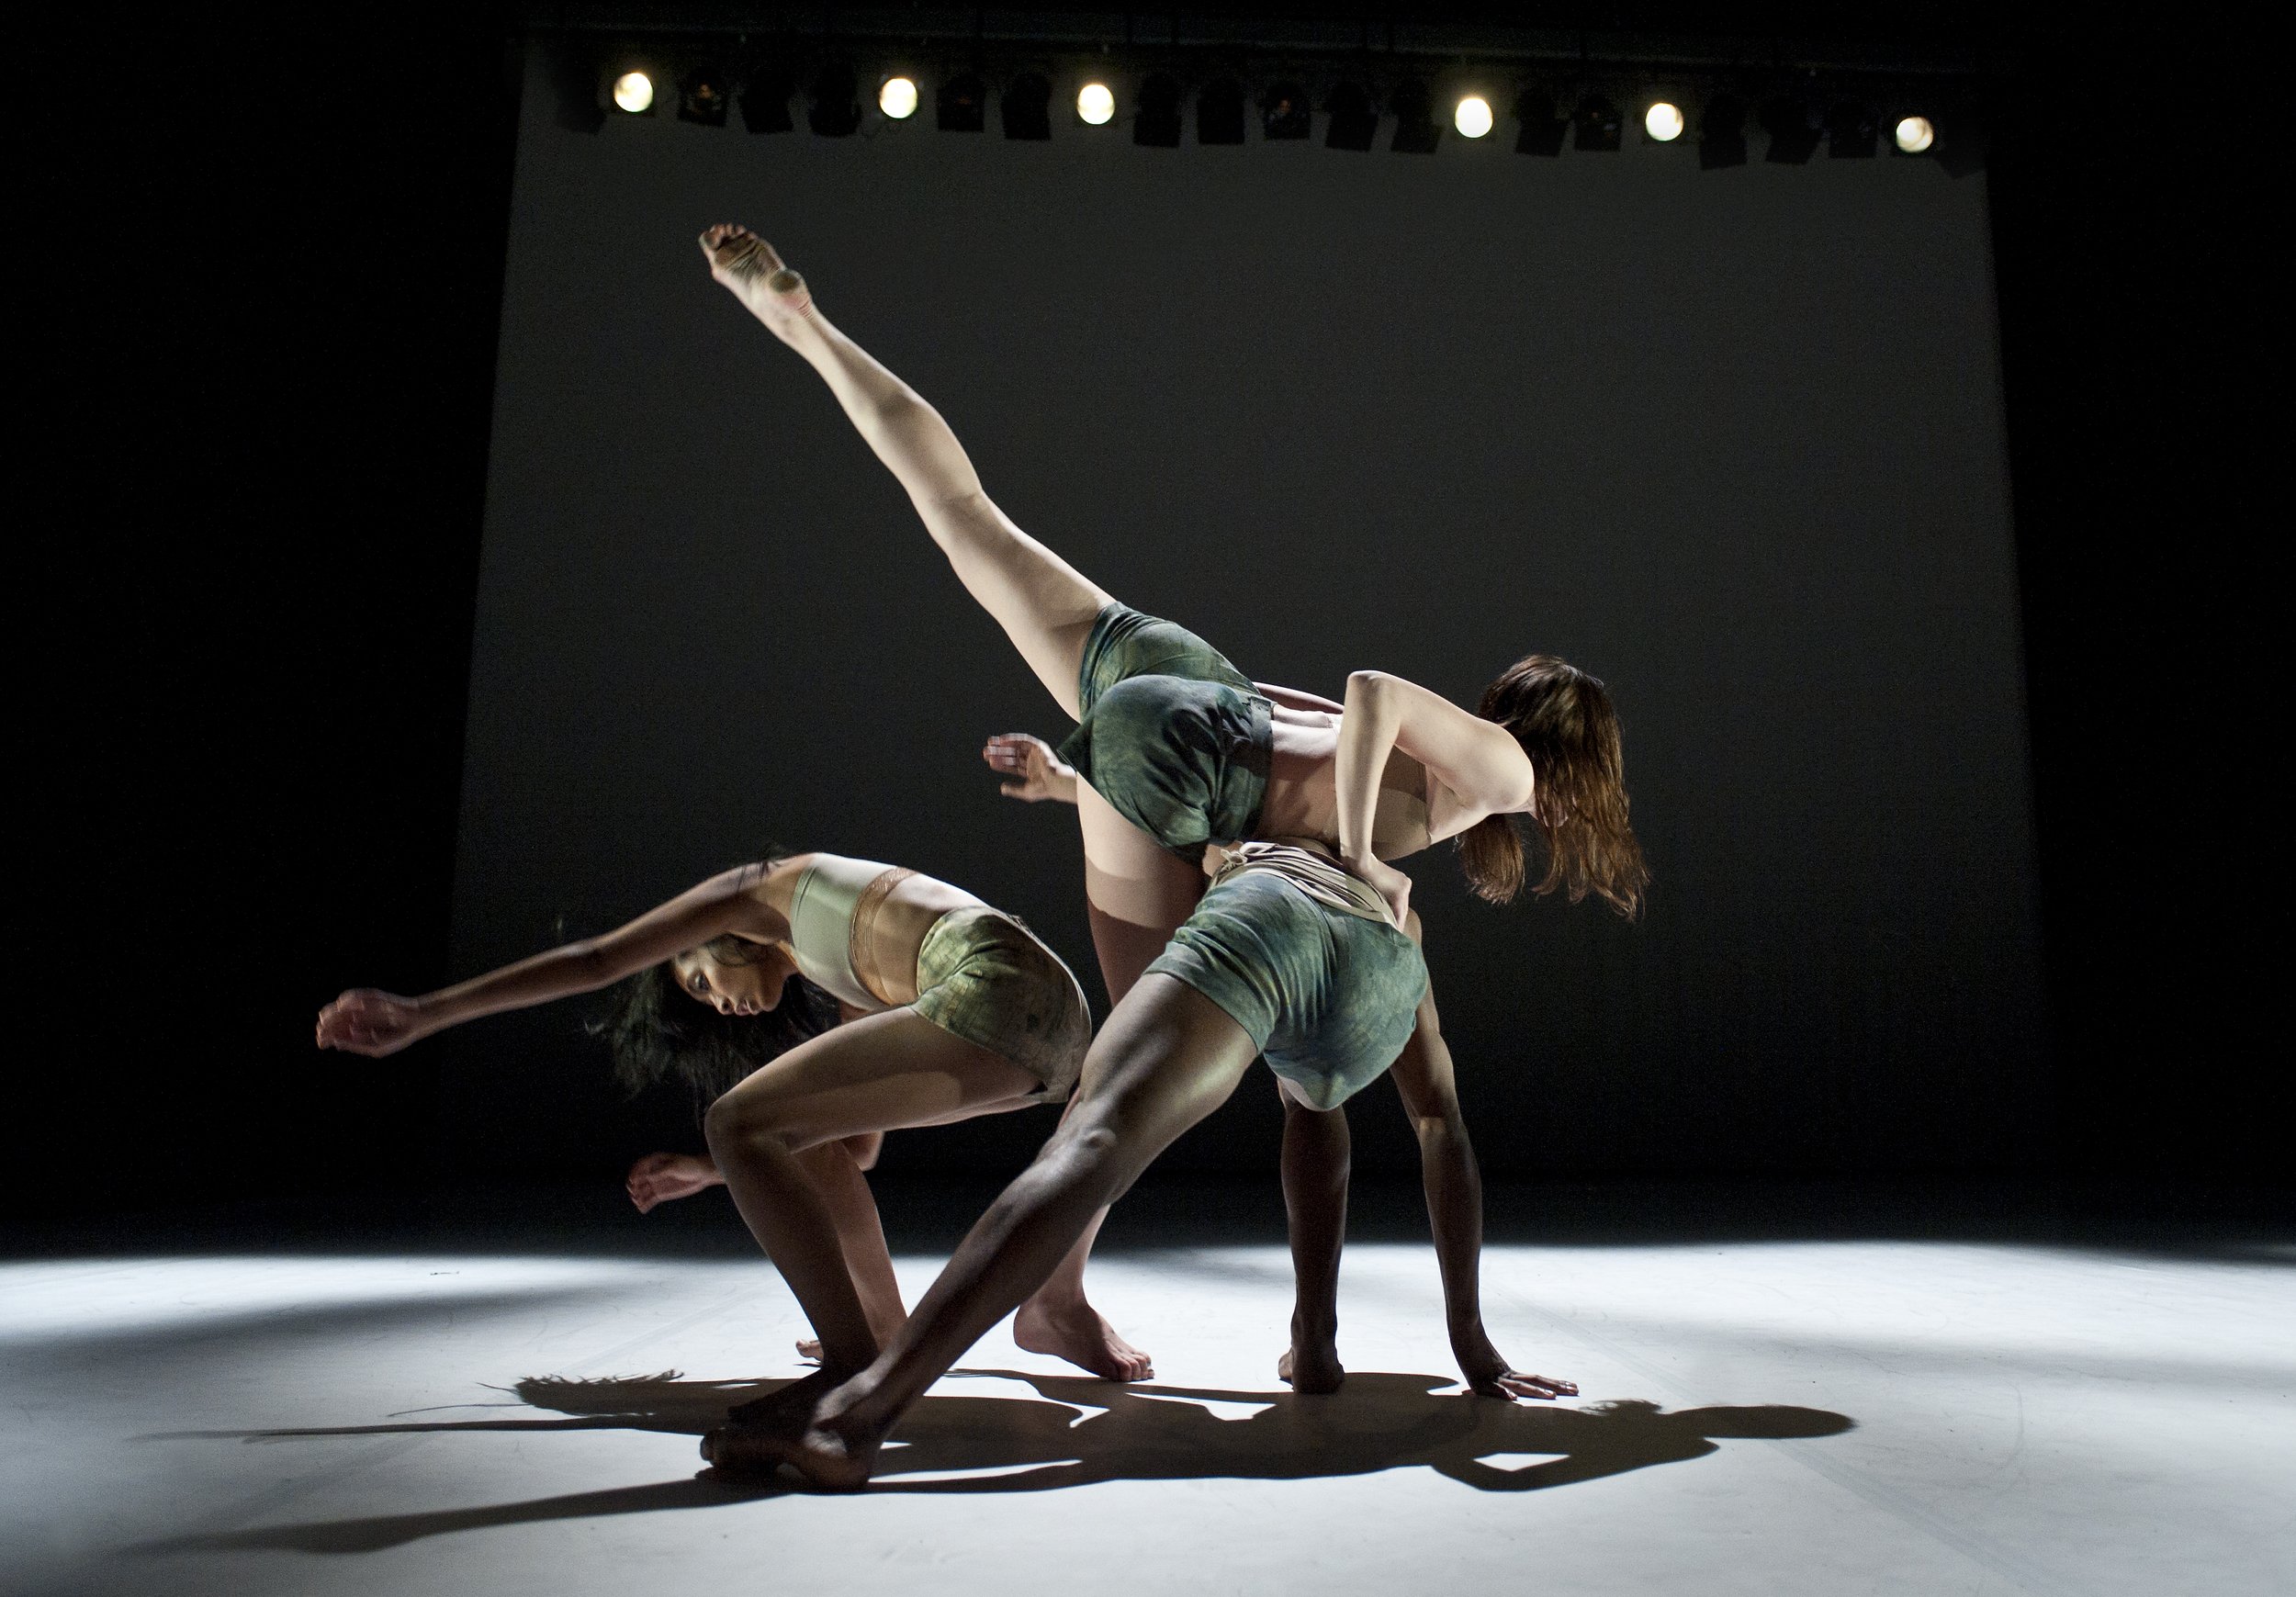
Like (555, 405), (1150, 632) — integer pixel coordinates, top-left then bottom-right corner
(129, 1369), (1851, 1554)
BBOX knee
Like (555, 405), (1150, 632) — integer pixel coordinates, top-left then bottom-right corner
(703, 1091), (795, 1163)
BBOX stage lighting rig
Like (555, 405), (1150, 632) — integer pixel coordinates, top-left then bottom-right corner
(1003, 72), (1052, 139)
(939, 71), (985, 131)
(1893, 114), (1936, 154)
(1573, 95), (1622, 152)
(1199, 78), (1245, 145)
(1391, 79), (1440, 152)
(1698, 94), (1749, 168)
(1136, 73), (1182, 145)
(1261, 81), (1311, 140)
(740, 66), (794, 132)
(1326, 81), (1377, 150)
(1827, 98), (1878, 158)
(808, 62), (861, 136)
(1514, 89), (1569, 155)
(678, 66), (729, 127)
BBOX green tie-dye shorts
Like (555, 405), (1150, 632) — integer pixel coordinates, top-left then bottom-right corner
(912, 906), (1092, 1105)
(1146, 864), (1430, 1110)
(1055, 604), (1273, 860)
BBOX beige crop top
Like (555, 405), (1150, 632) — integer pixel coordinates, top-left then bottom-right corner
(785, 853), (909, 1010)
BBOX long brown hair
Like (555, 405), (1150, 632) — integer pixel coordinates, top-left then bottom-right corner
(1456, 654), (1650, 918)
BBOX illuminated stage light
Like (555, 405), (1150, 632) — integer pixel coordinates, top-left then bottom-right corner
(1003, 72), (1052, 139)
(1895, 115), (1936, 154)
(1827, 99), (1879, 159)
(1077, 81), (1116, 126)
(1199, 78), (1245, 145)
(1573, 95), (1622, 152)
(612, 72), (654, 115)
(1134, 74), (1181, 146)
(740, 69), (794, 133)
(678, 67), (729, 127)
(1455, 96), (1494, 140)
(1261, 81), (1310, 141)
(1761, 94), (1822, 163)
(1699, 94), (1749, 168)
(938, 72), (985, 132)
(1391, 80), (1440, 152)
(879, 76), (918, 119)
(1326, 82), (1377, 151)
(1514, 89), (1568, 156)
(1645, 101), (1684, 142)
(808, 62), (861, 136)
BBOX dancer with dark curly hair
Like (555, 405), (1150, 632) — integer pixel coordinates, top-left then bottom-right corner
(693, 224), (1646, 1488)
(316, 847), (1162, 1418)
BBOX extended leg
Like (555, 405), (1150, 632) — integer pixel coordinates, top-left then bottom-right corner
(702, 225), (1109, 717)
(1277, 1085), (1349, 1394)
(709, 975), (1259, 1489)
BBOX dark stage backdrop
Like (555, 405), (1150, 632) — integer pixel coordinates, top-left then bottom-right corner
(440, 46), (2043, 1181)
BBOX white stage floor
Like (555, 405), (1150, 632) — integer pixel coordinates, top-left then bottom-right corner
(4, 1221), (2290, 1597)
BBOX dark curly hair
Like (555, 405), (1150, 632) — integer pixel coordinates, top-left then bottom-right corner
(593, 933), (841, 1115)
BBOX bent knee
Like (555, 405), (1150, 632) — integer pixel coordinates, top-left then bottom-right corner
(703, 1091), (798, 1158)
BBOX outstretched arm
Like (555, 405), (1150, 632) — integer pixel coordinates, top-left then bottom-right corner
(1337, 670), (1536, 924)
(316, 866), (782, 1057)
(1387, 936), (1578, 1403)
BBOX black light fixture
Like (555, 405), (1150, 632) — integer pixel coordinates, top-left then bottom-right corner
(679, 65), (730, 127)
(938, 71), (985, 131)
(808, 61), (861, 136)
(1261, 80), (1311, 140)
(1002, 72), (1052, 140)
(1698, 93), (1748, 169)
(1826, 97), (1878, 158)
(740, 66), (794, 132)
(1199, 77), (1245, 145)
(1390, 78), (1440, 153)
(550, 41), (606, 134)
(1326, 81), (1377, 151)
(1514, 88), (1568, 155)
(1136, 73), (1182, 147)
(1760, 94), (1821, 163)
(1572, 94), (1622, 152)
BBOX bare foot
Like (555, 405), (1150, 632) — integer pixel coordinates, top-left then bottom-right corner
(794, 1337), (822, 1365)
(703, 1396), (888, 1491)
(1277, 1339), (1345, 1395)
(1013, 1297), (1153, 1381)
(697, 223), (816, 342)
(725, 1366), (841, 1433)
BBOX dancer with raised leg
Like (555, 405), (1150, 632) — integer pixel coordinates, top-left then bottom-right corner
(315, 845), (1145, 1421)
(694, 225), (1648, 1487)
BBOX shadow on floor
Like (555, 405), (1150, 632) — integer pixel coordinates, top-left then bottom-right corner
(128, 1369), (1851, 1553)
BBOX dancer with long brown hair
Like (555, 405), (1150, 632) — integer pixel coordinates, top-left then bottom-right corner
(692, 225), (1646, 1487)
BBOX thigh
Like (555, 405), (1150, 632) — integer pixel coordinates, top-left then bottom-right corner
(1058, 973), (1260, 1190)
(920, 493), (1110, 720)
(1075, 782), (1207, 1005)
(712, 1009), (1042, 1151)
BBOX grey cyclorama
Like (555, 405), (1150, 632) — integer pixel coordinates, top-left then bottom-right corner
(674, 225), (1650, 1490)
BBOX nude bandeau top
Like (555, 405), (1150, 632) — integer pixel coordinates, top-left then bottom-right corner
(785, 853), (906, 1010)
